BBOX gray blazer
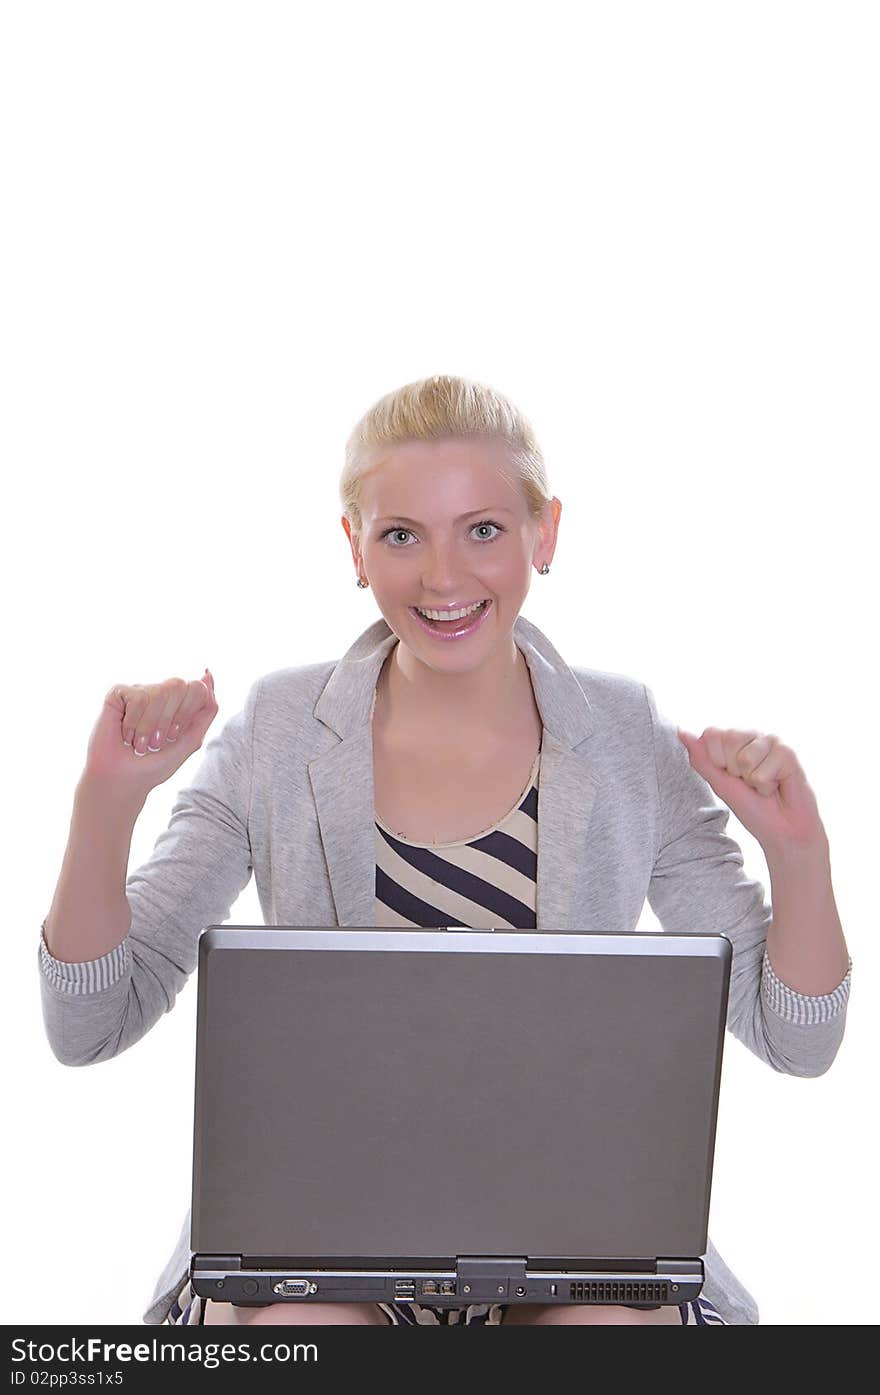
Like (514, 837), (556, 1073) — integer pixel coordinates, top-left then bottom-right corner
(39, 613), (850, 1325)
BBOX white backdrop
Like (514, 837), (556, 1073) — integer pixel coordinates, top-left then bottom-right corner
(2, 0), (876, 1327)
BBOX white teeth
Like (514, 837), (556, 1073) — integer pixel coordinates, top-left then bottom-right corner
(415, 600), (486, 622)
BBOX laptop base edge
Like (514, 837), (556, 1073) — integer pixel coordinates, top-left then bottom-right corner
(190, 1255), (705, 1308)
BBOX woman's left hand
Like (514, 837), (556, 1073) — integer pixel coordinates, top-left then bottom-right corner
(676, 726), (829, 860)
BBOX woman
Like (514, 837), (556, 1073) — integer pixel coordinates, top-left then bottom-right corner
(40, 375), (851, 1327)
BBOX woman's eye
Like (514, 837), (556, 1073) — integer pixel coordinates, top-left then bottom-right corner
(380, 521), (504, 546)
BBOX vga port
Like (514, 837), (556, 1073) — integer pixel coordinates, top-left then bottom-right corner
(273, 1279), (312, 1296)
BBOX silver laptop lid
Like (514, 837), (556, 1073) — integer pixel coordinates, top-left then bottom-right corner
(191, 928), (730, 1263)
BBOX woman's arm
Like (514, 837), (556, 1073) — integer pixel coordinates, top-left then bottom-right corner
(643, 685), (851, 1078)
(39, 681), (260, 1067)
(764, 839), (850, 996)
(43, 780), (142, 965)
(675, 722), (850, 995)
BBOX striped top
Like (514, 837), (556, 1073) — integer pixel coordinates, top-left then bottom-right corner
(38, 734), (852, 1025)
(375, 745), (541, 930)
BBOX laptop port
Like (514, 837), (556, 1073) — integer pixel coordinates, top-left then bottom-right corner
(394, 1281), (416, 1298)
(273, 1279), (312, 1296)
(421, 1280), (438, 1295)
(439, 1281), (456, 1295)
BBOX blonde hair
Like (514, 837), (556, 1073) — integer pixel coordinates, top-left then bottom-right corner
(340, 374), (552, 540)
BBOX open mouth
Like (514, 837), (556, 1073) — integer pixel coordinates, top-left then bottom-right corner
(408, 599), (492, 638)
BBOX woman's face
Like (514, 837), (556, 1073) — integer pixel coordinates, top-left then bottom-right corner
(343, 438), (560, 674)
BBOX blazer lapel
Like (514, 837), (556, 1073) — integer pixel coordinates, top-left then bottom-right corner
(308, 727), (380, 927)
(309, 620), (397, 927)
(534, 731), (601, 931)
(308, 614), (601, 932)
(515, 614), (601, 932)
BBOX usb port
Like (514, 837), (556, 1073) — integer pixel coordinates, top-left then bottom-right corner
(394, 1281), (416, 1297)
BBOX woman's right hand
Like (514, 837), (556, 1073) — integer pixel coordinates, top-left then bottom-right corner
(80, 668), (219, 799)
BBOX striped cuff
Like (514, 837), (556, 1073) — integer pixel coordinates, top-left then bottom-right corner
(761, 947), (852, 1025)
(39, 919), (130, 995)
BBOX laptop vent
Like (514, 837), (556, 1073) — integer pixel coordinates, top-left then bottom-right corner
(569, 1281), (669, 1304)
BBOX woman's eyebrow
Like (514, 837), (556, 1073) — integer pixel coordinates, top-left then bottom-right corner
(375, 507), (515, 526)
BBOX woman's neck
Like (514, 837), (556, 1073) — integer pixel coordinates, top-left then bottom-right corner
(375, 638), (538, 743)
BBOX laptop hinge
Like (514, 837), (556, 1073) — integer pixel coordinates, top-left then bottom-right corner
(658, 1258), (704, 1282)
(456, 1256), (527, 1302)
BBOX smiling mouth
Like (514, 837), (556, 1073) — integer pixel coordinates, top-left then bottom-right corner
(412, 600), (489, 618)
(408, 599), (492, 634)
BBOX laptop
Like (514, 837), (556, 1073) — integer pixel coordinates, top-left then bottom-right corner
(189, 926), (731, 1312)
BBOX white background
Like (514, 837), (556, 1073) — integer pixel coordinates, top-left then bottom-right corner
(2, 1), (876, 1327)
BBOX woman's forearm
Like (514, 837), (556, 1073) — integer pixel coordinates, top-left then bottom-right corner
(43, 778), (145, 964)
(764, 839), (850, 996)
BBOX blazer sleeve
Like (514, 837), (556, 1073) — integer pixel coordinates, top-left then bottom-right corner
(37, 678), (262, 1066)
(642, 684), (851, 1078)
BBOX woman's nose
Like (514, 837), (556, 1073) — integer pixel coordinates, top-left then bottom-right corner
(419, 550), (462, 591)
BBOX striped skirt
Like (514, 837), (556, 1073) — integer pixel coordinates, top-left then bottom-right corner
(166, 1276), (727, 1326)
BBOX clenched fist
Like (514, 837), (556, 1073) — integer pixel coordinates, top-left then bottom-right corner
(81, 668), (219, 799)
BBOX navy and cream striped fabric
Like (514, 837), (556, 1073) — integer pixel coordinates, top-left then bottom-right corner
(374, 746), (541, 931)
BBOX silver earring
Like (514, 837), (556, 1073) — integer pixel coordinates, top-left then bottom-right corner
(356, 576), (369, 588)
(539, 562), (550, 575)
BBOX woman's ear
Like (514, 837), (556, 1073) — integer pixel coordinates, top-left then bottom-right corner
(341, 515), (361, 572)
(535, 496), (562, 566)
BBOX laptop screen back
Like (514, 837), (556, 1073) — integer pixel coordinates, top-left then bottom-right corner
(191, 929), (729, 1263)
